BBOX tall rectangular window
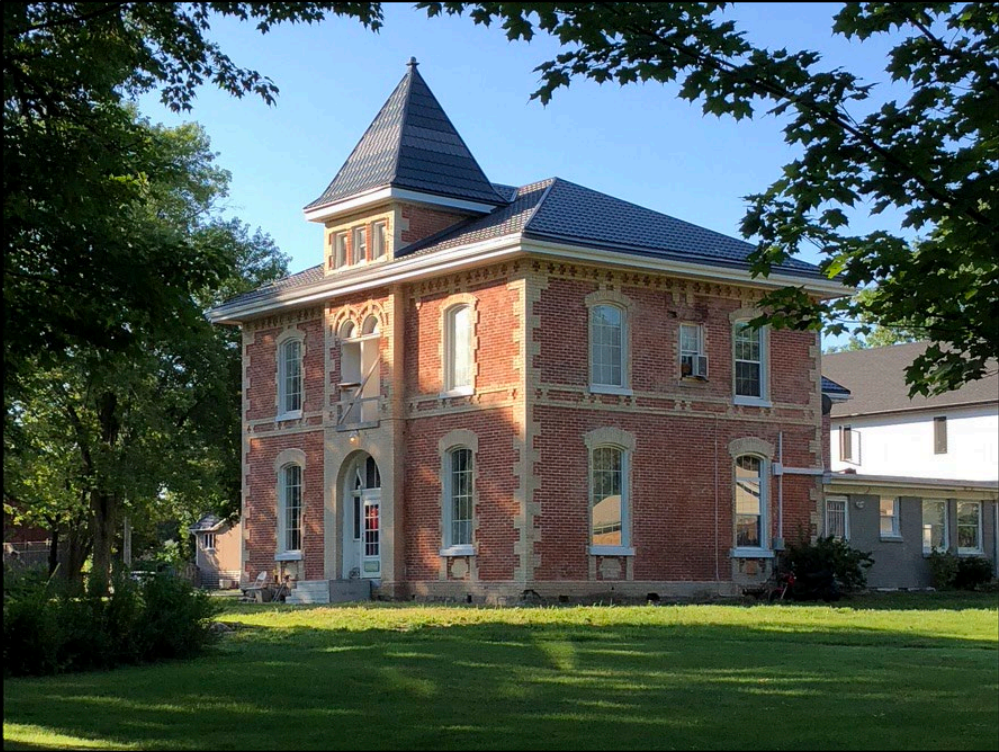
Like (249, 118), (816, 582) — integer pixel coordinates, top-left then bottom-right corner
(957, 501), (982, 554)
(282, 464), (302, 552)
(680, 323), (707, 378)
(332, 232), (347, 268)
(590, 304), (625, 388)
(445, 305), (473, 393)
(735, 455), (765, 548)
(447, 448), (473, 547)
(371, 221), (387, 260)
(880, 497), (900, 538)
(591, 446), (626, 547)
(826, 497), (848, 540)
(279, 339), (303, 416)
(352, 226), (367, 265)
(934, 416), (948, 455)
(734, 323), (764, 400)
(922, 499), (947, 554)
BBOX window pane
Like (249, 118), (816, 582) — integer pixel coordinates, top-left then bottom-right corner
(284, 465), (302, 551)
(827, 499), (847, 539)
(879, 498), (898, 537)
(283, 340), (302, 413)
(680, 324), (701, 355)
(352, 227), (366, 264)
(372, 222), (386, 260)
(334, 233), (347, 267)
(922, 500), (946, 553)
(957, 501), (980, 551)
(591, 305), (624, 387)
(364, 503), (379, 556)
(735, 456), (762, 547)
(449, 306), (473, 389)
(591, 447), (623, 546)
(734, 324), (763, 398)
(449, 448), (473, 546)
(735, 361), (761, 397)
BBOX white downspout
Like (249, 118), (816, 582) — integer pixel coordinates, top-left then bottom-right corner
(777, 431), (784, 550)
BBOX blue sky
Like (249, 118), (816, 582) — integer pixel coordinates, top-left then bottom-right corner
(139, 3), (910, 296)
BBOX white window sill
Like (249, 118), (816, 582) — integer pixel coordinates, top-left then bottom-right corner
(879, 535), (903, 542)
(733, 396), (772, 408)
(275, 410), (303, 422)
(729, 547), (775, 559)
(589, 385), (633, 396)
(588, 545), (635, 557)
(439, 545), (476, 557)
(274, 551), (303, 562)
(440, 387), (474, 398)
(958, 549), (984, 556)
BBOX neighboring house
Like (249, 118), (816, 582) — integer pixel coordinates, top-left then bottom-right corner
(189, 515), (241, 589)
(210, 61), (844, 603)
(822, 344), (999, 587)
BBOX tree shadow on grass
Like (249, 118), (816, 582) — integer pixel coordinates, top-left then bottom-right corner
(4, 615), (997, 751)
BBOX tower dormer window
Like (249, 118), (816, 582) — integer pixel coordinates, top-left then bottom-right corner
(332, 232), (347, 269)
(352, 227), (367, 265)
(372, 221), (387, 260)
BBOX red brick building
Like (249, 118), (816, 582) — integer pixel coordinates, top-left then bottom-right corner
(211, 61), (843, 603)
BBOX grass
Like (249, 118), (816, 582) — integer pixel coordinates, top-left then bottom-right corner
(4, 592), (997, 750)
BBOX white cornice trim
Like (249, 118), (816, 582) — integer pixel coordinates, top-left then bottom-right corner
(212, 234), (848, 323)
(303, 186), (498, 223)
(824, 472), (998, 496)
(521, 238), (849, 298)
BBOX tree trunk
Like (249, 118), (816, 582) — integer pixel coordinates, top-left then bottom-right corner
(48, 527), (59, 577)
(89, 490), (117, 596)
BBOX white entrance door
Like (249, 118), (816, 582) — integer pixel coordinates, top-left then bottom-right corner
(360, 489), (381, 578)
(343, 455), (381, 580)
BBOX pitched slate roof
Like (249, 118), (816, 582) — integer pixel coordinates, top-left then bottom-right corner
(821, 376), (851, 398)
(221, 264), (324, 308)
(305, 61), (506, 210)
(824, 342), (999, 418)
(189, 514), (226, 533)
(400, 177), (824, 278)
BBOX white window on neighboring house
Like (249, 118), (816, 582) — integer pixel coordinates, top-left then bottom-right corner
(922, 499), (947, 554)
(202, 532), (216, 551)
(679, 323), (708, 379)
(371, 220), (387, 260)
(934, 416), (948, 455)
(733, 322), (767, 403)
(332, 232), (347, 269)
(826, 496), (849, 540)
(957, 501), (982, 554)
(444, 447), (474, 549)
(734, 455), (767, 550)
(840, 425), (860, 464)
(352, 226), (367, 265)
(444, 304), (474, 395)
(279, 464), (303, 554)
(590, 445), (628, 550)
(590, 304), (626, 390)
(278, 337), (303, 418)
(880, 497), (901, 538)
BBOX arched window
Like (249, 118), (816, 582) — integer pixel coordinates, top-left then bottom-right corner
(279, 464), (303, 554)
(590, 445), (628, 548)
(278, 337), (303, 417)
(734, 455), (767, 550)
(362, 315), (380, 336)
(444, 304), (474, 394)
(590, 304), (625, 389)
(444, 447), (474, 548)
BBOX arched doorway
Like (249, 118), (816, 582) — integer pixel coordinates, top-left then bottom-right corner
(342, 453), (381, 579)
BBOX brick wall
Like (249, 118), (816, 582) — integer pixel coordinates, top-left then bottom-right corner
(399, 203), (473, 247)
(245, 310), (324, 422)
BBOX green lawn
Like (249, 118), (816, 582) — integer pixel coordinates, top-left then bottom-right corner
(4, 593), (997, 750)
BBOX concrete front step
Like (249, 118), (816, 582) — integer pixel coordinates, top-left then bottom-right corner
(286, 579), (373, 605)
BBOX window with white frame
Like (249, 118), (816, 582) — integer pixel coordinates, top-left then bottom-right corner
(371, 221), (387, 260)
(351, 226), (367, 265)
(278, 338), (303, 417)
(680, 323), (707, 378)
(735, 455), (767, 549)
(590, 304), (625, 389)
(733, 322), (766, 401)
(933, 416), (948, 455)
(591, 446), (627, 548)
(444, 447), (474, 549)
(957, 501), (982, 554)
(280, 464), (303, 553)
(826, 497), (849, 540)
(840, 425), (860, 464)
(921, 499), (947, 554)
(202, 532), (216, 551)
(332, 231), (348, 268)
(444, 304), (473, 394)
(880, 497), (901, 538)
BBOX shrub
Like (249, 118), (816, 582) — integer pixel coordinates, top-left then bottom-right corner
(3, 568), (221, 678)
(954, 556), (994, 590)
(927, 550), (960, 590)
(783, 536), (874, 592)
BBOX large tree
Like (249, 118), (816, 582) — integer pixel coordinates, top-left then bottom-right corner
(421, 2), (998, 395)
(3, 119), (287, 591)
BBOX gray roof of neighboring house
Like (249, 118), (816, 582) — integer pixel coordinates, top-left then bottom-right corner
(824, 342), (999, 418)
(305, 62), (506, 210)
(821, 375), (851, 398)
(189, 514), (227, 533)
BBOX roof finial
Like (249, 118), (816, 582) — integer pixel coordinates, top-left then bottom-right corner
(408, 56), (419, 69)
